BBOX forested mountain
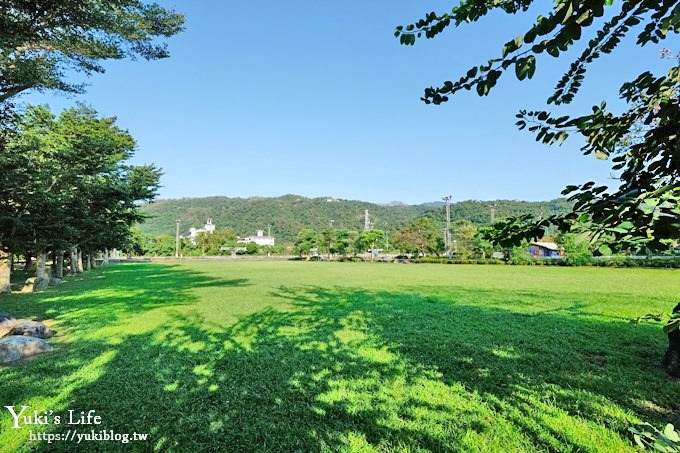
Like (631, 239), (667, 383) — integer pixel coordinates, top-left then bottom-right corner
(138, 195), (573, 244)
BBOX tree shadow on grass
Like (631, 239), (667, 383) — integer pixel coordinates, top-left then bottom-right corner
(0, 263), (249, 333)
(0, 263), (250, 451)
(291, 287), (679, 410)
(8, 283), (677, 452)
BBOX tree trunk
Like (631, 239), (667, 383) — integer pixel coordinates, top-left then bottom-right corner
(90, 254), (96, 269)
(82, 253), (89, 272)
(103, 248), (109, 265)
(36, 250), (48, 280)
(55, 250), (64, 279)
(70, 247), (79, 274)
(0, 249), (11, 294)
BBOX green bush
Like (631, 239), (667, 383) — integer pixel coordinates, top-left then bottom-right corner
(337, 256), (364, 262)
(413, 257), (505, 265)
(629, 422), (679, 452)
(593, 257), (680, 269)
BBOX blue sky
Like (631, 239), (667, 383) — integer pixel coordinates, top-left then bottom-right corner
(21, 1), (672, 205)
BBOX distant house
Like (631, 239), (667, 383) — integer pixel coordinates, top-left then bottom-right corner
(528, 242), (564, 258)
(238, 230), (275, 247)
(181, 218), (216, 244)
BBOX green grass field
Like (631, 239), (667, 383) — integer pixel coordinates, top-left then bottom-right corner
(0, 261), (678, 452)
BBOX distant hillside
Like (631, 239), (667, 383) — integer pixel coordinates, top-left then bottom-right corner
(138, 195), (573, 244)
(138, 195), (431, 244)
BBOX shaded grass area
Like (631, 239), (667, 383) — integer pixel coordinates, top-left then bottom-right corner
(0, 262), (678, 452)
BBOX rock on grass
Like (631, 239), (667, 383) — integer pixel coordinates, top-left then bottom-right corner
(0, 336), (53, 363)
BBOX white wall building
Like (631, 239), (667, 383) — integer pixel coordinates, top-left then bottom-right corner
(182, 218), (215, 244)
(238, 230), (275, 247)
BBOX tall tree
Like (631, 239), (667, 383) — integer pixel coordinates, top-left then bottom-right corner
(451, 220), (478, 258)
(195, 228), (237, 255)
(0, 0), (184, 102)
(320, 229), (337, 259)
(393, 218), (442, 256)
(356, 229), (386, 253)
(396, 1), (679, 250)
(0, 104), (160, 289)
(295, 229), (318, 257)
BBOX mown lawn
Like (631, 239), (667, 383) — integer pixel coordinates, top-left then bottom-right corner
(0, 261), (678, 452)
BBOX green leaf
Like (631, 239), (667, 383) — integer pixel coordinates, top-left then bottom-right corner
(598, 245), (612, 256)
(526, 55), (536, 79)
(524, 27), (537, 44)
(547, 43), (560, 57)
(652, 439), (673, 452)
(634, 433), (644, 448)
(559, 1), (574, 24)
(663, 424), (679, 443)
(594, 150), (608, 160)
(515, 57), (536, 81)
(476, 80), (490, 96)
(502, 40), (517, 58)
(514, 35), (523, 48)
(487, 69), (501, 86)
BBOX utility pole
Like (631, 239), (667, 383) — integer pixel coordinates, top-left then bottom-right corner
(175, 219), (180, 258)
(326, 220), (334, 260)
(442, 195), (452, 256)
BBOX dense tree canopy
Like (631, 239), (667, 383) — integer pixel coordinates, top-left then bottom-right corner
(0, 0), (184, 101)
(295, 229), (319, 257)
(393, 217), (442, 256)
(396, 0), (679, 250)
(0, 104), (161, 288)
(0, 1), (181, 291)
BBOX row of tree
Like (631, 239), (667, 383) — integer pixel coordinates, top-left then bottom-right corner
(136, 195), (575, 243)
(0, 105), (162, 291)
(0, 1), (185, 292)
(127, 227), (288, 257)
(128, 206), (678, 262)
(130, 217), (678, 262)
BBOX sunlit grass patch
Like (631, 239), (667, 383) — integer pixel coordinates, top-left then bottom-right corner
(0, 261), (678, 452)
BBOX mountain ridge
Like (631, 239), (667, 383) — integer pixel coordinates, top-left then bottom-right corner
(138, 195), (573, 244)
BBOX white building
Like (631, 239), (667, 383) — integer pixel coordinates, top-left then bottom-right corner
(182, 218), (216, 244)
(238, 230), (275, 247)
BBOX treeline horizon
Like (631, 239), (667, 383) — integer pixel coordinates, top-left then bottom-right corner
(138, 195), (574, 244)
